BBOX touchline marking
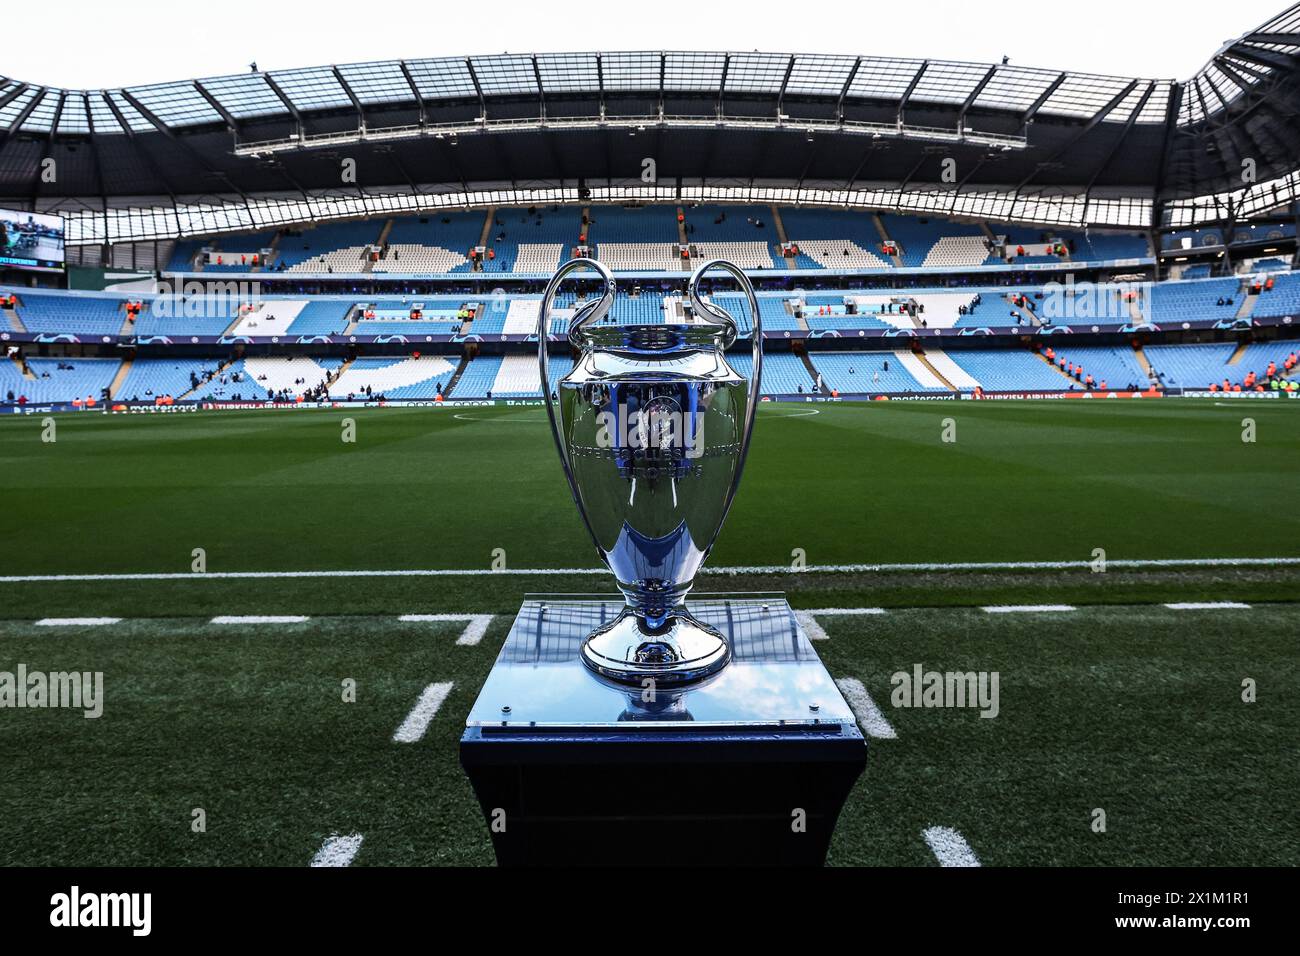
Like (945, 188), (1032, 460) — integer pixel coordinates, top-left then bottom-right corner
(835, 677), (898, 740)
(210, 615), (310, 624)
(1164, 601), (1252, 610)
(398, 613), (494, 646)
(923, 826), (981, 867)
(6, 556), (1298, 583)
(34, 617), (121, 626)
(982, 604), (1076, 613)
(310, 833), (363, 868)
(392, 681), (454, 744)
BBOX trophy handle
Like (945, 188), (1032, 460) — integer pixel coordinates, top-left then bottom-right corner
(538, 258), (617, 553)
(685, 258), (763, 527)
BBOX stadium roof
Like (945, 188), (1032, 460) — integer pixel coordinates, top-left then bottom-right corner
(3, 5), (1299, 236)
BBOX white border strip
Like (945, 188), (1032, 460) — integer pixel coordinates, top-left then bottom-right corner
(923, 826), (980, 867)
(835, 677), (898, 740)
(3, 556), (1299, 583)
(210, 615), (309, 624)
(981, 604), (1076, 613)
(392, 681), (454, 744)
(309, 833), (363, 868)
(1164, 601), (1251, 610)
(34, 617), (121, 626)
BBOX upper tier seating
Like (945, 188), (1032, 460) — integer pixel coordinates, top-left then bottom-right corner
(880, 215), (991, 269)
(279, 221), (383, 271)
(1148, 279), (1241, 325)
(15, 293), (125, 336)
(1252, 272), (1300, 318)
(597, 243), (683, 271)
(490, 207), (584, 272)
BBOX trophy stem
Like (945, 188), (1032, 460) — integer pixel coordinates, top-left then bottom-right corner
(580, 603), (730, 686)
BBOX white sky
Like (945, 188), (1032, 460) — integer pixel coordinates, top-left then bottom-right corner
(3, 0), (1287, 89)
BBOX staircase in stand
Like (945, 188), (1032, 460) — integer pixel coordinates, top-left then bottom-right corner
(107, 358), (133, 399)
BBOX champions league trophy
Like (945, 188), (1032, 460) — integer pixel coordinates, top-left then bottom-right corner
(537, 257), (761, 686)
(460, 256), (865, 867)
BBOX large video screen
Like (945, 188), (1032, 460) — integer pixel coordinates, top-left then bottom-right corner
(0, 208), (65, 272)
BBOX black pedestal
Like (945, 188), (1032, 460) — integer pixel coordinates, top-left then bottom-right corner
(460, 595), (867, 866)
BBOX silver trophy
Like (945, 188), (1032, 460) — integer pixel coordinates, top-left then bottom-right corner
(538, 258), (762, 686)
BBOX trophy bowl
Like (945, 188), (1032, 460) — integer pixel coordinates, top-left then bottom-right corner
(539, 258), (763, 686)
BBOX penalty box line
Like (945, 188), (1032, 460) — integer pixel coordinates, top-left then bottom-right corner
(3, 555), (1299, 583)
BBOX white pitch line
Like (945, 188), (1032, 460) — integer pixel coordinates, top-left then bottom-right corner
(981, 604), (1076, 613)
(309, 833), (363, 868)
(34, 617), (121, 626)
(392, 681), (454, 744)
(1165, 601), (1252, 610)
(835, 677), (898, 739)
(805, 607), (888, 615)
(4, 555), (1299, 583)
(923, 826), (981, 867)
(795, 611), (830, 642)
(210, 615), (309, 624)
(398, 613), (493, 646)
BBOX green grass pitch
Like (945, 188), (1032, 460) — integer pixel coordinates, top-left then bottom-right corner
(0, 401), (1297, 865)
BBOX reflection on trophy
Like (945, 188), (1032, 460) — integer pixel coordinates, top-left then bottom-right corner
(538, 258), (762, 685)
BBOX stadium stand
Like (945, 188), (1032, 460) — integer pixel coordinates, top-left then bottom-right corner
(115, 359), (216, 402)
(728, 352), (815, 394)
(1149, 279), (1242, 325)
(1044, 345), (1149, 388)
(947, 349), (1073, 391)
(1252, 271), (1300, 317)
(15, 292), (125, 337)
(1143, 343), (1238, 388)
(330, 355), (459, 399)
(810, 351), (943, 393)
(279, 221), (382, 271)
(448, 355), (505, 398)
(1, 357), (121, 404)
(879, 215), (992, 269)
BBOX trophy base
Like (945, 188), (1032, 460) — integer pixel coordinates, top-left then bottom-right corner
(460, 594), (868, 866)
(579, 606), (730, 686)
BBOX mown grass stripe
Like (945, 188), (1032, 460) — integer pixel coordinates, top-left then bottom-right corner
(835, 677), (898, 739)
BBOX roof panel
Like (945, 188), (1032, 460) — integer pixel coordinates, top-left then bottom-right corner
(57, 93), (89, 134)
(404, 58), (477, 99)
(536, 53), (600, 93)
(19, 89), (59, 132)
(846, 58), (927, 101)
(470, 54), (537, 95)
(972, 66), (1059, 112)
(87, 92), (124, 134)
(106, 91), (156, 132)
(785, 55), (856, 96)
(724, 52), (791, 93)
(601, 51), (661, 91)
(663, 51), (725, 91)
(337, 62), (415, 105)
(198, 74), (286, 119)
(270, 66), (352, 111)
(128, 81), (224, 126)
(1038, 73), (1132, 118)
(910, 61), (991, 105)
